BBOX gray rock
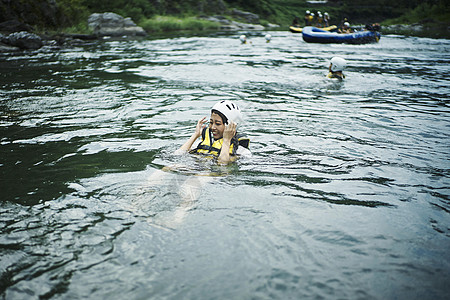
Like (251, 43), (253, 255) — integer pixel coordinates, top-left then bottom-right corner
(88, 12), (146, 37)
(123, 17), (137, 27)
(200, 15), (269, 31)
(203, 15), (230, 24)
(6, 31), (43, 49)
(230, 21), (265, 30)
(0, 20), (34, 34)
(231, 9), (260, 24)
(383, 24), (426, 34)
(266, 23), (280, 29)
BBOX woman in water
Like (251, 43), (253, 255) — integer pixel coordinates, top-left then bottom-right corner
(327, 57), (347, 80)
(176, 100), (250, 164)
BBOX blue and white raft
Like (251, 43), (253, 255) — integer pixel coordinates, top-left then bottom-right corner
(302, 26), (381, 44)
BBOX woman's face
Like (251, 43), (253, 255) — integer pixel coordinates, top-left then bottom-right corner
(209, 112), (226, 139)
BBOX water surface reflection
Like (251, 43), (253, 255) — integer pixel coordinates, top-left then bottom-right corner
(1, 32), (449, 299)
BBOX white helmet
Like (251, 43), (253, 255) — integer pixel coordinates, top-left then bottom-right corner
(324, 12), (329, 16)
(212, 100), (243, 125)
(306, 10), (310, 14)
(344, 22), (350, 27)
(265, 34), (271, 42)
(330, 57), (346, 72)
(239, 35), (246, 43)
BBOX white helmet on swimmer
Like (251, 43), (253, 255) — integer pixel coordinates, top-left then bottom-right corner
(211, 100), (243, 125)
(239, 35), (246, 43)
(330, 57), (347, 72)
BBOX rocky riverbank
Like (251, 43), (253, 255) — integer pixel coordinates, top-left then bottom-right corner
(200, 8), (279, 31)
(199, 15), (279, 31)
(1, 12), (447, 52)
(0, 12), (147, 52)
(381, 23), (450, 38)
(0, 9), (280, 52)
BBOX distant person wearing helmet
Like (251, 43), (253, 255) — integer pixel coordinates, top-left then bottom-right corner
(308, 12), (314, 27)
(327, 57), (346, 80)
(317, 11), (323, 27)
(176, 100), (250, 164)
(340, 17), (349, 28)
(304, 10), (311, 26)
(323, 12), (330, 27)
(339, 21), (353, 34)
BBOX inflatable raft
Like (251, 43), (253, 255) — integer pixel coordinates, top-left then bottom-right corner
(302, 26), (381, 44)
(290, 25), (337, 33)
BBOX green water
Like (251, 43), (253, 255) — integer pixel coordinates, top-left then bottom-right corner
(1, 32), (449, 299)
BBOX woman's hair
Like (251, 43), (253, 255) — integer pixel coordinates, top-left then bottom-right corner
(211, 109), (228, 124)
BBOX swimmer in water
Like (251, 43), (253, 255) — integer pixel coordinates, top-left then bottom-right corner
(176, 100), (251, 164)
(327, 57), (347, 80)
(133, 101), (250, 229)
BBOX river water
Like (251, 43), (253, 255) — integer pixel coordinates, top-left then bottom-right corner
(1, 31), (449, 299)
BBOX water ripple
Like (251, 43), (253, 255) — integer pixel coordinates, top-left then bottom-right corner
(1, 32), (449, 299)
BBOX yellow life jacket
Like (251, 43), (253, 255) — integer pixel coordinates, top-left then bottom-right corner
(327, 72), (345, 80)
(190, 127), (250, 157)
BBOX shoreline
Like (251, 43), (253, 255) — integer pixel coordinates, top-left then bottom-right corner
(380, 24), (450, 39)
(1, 22), (448, 53)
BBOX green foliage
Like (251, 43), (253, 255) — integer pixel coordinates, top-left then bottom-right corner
(183, 17), (216, 31)
(2, 0), (447, 34)
(140, 16), (219, 32)
(382, 2), (450, 25)
(222, 0), (448, 26)
(50, 0), (450, 29)
(80, 0), (157, 21)
(57, 0), (90, 25)
(60, 22), (93, 34)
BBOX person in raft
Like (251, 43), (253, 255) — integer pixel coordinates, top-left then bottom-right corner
(176, 100), (251, 164)
(323, 12), (330, 27)
(304, 11), (311, 26)
(327, 57), (347, 80)
(339, 22), (354, 34)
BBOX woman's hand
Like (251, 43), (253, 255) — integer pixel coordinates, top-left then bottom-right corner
(222, 121), (237, 142)
(175, 116), (207, 154)
(194, 117), (207, 138)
